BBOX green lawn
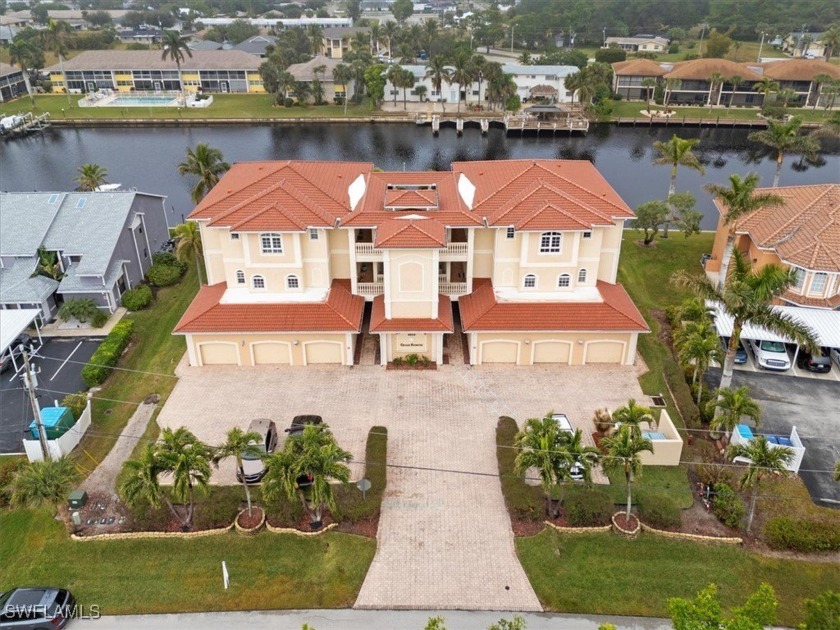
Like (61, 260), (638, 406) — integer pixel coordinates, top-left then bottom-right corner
(0, 509), (375, 614)
(604, 465), (694, 509)
(609, 99), (834, 123)
(517, 529), (840, 626)
(0, 94), (376, 121)
(74, 266), (199, 473)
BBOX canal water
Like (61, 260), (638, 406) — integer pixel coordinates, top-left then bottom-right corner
(2, 123), (838, 230)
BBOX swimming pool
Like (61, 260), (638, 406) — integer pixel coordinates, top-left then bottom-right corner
(110, 95), (179, 106)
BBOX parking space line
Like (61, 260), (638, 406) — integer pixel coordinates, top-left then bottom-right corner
(50, 341), (83, 382)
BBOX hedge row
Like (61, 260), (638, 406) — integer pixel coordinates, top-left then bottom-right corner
(763, 517), (840, 552)
(81, 320), (135, 387)
(565, 486), (614, 526)
(497, 417), (545, 521)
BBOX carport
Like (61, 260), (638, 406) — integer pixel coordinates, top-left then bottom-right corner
(0, 309), (43, 373)
(709, 302), (840, 364)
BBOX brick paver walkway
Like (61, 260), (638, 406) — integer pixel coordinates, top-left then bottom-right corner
(158, 358), (644, 610)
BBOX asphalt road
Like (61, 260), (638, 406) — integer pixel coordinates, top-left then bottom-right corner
(708, 367), (840, 507)
(0, 337), (100, 454)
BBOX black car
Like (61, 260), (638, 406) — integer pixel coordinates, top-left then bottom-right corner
(721, 337), (748, 365)
(797, 349), (833, 374)
(0, 334), (34, 373)
(0, 587), (75, 629)
(285, 415), (323, 436)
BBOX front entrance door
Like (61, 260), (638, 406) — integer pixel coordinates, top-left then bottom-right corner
(153, 81), (162, 93)
(221, 81), (230, 93)
(86, 82), (97, 93)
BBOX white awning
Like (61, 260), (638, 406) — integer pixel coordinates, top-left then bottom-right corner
(709, 301), (840, 348)
(0, 309), (40, 354)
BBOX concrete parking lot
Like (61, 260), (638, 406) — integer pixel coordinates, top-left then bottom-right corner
(0, 338), (100, 454)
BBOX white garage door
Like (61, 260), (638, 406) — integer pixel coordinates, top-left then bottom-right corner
(252, 342), (292, 365)
(199, 343), (238, 365)
(480, 341), (519, 363)
(304, 341), (343, 364)
(533, 341), (572, 364)
(584, 341), (624, 364)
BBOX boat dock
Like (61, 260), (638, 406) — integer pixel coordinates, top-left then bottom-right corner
(416, 105), (590, 137)
(1, 112), (52, 138)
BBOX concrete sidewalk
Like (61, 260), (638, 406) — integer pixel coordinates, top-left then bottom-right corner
(76, 609), (672, 630)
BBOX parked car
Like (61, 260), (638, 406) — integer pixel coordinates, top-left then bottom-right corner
(796, 349), (833, 374)
(0, 334), (34, 373)
(550, 413), (585, 481)
(748, 339), (791, 371)
(721, 337), (748, 365)
(830, 347), (840, 370)
(236, 418), (278, 484)
(0, 587), (75, 629)
(285, 414), (322, 436)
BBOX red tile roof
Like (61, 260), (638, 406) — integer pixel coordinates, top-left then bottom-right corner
(761, 59), (840, 81)
(459, 279), (649, 332)
(452, 160), (634, 229)
(663, 58), (763, 81)
(173, 279), (364, 333)
(384, 188), (438, 209)
(374, 217), (447, 248)
(369, 294), (454, 332)
(780, 290), (840, 309)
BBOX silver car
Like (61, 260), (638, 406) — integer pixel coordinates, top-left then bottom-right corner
(0, 588), (75, 629)
(237, 418), (278, 484)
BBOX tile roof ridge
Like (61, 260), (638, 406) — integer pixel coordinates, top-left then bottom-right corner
(470, 162), (532, 209)
(175, 283), (226, 330)
(759, 185), (836, 246)
(206, 176), (288, 225)
(231, 201), (309, 231)
(279, 176), (339, 225)
(325, 280), (363, 327)
(598, 281), (648, 329)
(518, 201), (592, 229)
(535, 166), (631, 217)
(286, 161), (352, 211)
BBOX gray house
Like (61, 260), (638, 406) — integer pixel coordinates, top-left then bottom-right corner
(0, 191), (172, 320)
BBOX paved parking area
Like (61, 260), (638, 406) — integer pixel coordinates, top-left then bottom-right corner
(158, 360), (645, 610)
(0, 338), (100, 454)
(728, 343), (840, 383)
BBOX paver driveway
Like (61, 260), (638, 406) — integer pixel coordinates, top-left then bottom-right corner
(158, 359), (645, 610)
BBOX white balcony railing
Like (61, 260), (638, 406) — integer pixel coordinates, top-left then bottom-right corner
(440, 282), (469, 296)
(355, 242), (468, 257)
(356, 282), (384, 296)
(355, 243), (383, 256)
(442, 242), (468, 256)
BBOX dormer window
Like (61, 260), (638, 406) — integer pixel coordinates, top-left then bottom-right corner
(384, 183), (439, 211)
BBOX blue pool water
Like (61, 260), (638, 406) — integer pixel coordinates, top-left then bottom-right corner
(109, 96), (177, 106)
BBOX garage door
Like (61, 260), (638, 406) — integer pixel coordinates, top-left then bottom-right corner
(533, 341), (572, 364)
(584, 341), (624, 364)
(252, 342), (292, 365)
(199, 343), (238, 365)
(480, 340), (519, 363)
(304, 341), (343, 364)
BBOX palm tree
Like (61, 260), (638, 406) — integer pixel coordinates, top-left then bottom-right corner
(161, 29), (192, 96)
(707, 386), (761, 442)
(564, 70), (583, 105)
(156, 427), (212, 530)
(810, 110), (840, 138)
(775, 88), (797, 109)
(753, 76), (779, 106)
(663, 78), (681, 111)
(383, 20), (400, 58)
(513, 413), (574, 516)
(601, 425), (653, 520)
(275, 70), (295, 104)
(672, 248), (820, 391)
(641, 77), (656, 113)
(386, 63), (404, 105)
(214, 427), (263, 516)
(369, 22), (382, 55)
(675, 319), (723, 404)
(703, 172), (783, 287)
(120, 443), (185, 526)
(729, 436), (793, 532)
(725, 74), (743, 106)
(291, 81), (311, 104)
(811, 73), (833, 109)
(482, 62), (504, 109)
(333, 63), (354, 116)
(312, 64), (327, 105)
(8, 456), (80, 514)
(8, 39), (38, 104)
(75, 163), (108, 191)
(708, 72), (724, 108)
(450, 51), (473, 113)
(173, 221), (205, 285)
(611, 399), (655, 435)
(834, 460), (840, 482)
(425, 55), (451, 112)
(677, 296), (716, 324)
(748, 116), (820, 187)
(35, 246), (62, 280)
(262, 424), (351, 525)
(471, 54), (487, 106)
(652, 134), (705, 237)
(562, 429), (600, 485)
(396, 67), (416, 110)
(42, 19), (72, 107)
(177, 143), (230, 204)
(306, 24), (323, 56)
(822, 25), (840, 62)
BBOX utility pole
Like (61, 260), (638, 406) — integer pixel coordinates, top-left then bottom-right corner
(22, 350), (49, 460)
(510, 25), (515, 54)
(698, 23), (708, 57)
(602, 26), (606, 47)
(757, 31), (766, 62)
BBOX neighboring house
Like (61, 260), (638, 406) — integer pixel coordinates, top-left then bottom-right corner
(662, 58), (763, 106)
(233, 34), (278, 58)
(174, 159), (648, 367)
(501, 65), (580, 103)
(604, 35), (669, 53)
(706, 184), (840, 309)
(761, 59), (840, 107)
(5, 8), (130, 28)
(198, 17), (352, 28)
(44, 50), (264, 94)
(0, 64), (27, 103)
(0, 192), (172, 318)
(286, 55), (354, 103)
(321, 27), (370, 59)
(117, 27), (163, 45)
(611, 58), (668, 100)
(781, 32), (826, 58)
(0, 24), (21, 44)
(360, 0), (395, 10)
(187, 39), (225, 52)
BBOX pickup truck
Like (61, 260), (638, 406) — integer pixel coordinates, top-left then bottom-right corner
(748, 339), (791, 371)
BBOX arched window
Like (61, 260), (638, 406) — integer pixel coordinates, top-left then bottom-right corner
(252, 275), (266, 289)
(578, 268), (587, 284)
(286, 274), (300, 289)
(558, 274), (570, 288)
(260, 233), (283, 254)
(539, 231), (562, 253)
(235, 270), (245, 284)
(523, 274), (537, 288)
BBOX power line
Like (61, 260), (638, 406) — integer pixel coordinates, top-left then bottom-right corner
(29, 352), (179, 380)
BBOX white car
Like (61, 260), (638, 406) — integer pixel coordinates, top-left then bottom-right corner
(748, 339), (791, 371)
(831, 347), (840, 370)
(550, 413), (585, 481)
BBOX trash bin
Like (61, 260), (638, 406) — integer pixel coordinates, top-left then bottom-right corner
(29, 406), (75, 440)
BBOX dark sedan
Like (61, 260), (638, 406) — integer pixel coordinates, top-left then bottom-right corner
(721, 337), (748, 365)
(797, 349), (833, 374)
(0, 587), (75, 629)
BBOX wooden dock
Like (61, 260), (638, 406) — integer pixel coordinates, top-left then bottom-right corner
(612, 115), (822, 129)
(1, 112), (52, 138)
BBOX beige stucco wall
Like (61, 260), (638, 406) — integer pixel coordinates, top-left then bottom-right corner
(185, 332), (354, 366)
(638, 410), (683, 467)
(473, 228), (495, 278)
(470, 331), (637, 366)
(329, 229), (352, 279)
(388, 332), (439, 360)
(385, 250), (439, 318)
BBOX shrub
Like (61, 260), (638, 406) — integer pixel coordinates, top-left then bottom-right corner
(668, 42), (680, 54)
(763, 517), (840, 552)
(91, 309), (108, 328)
(58, 298), (99, 323)
(595, 47), (627, 63)
(152, 251), (180, 267)
(761, 104), (787, 120)
(0, 458), (26, 508)
(637, 493), (681, 528)
(696, 463), (734, 487)
(664, 359), (700, 427)
(505, 94), (521, 112)
(405, 353), (419, 366)
(284, 97), (295, 108)
(565, 487), (614, 526)
(122, 285), (153, 311)
(82, 320), (134, 387)
(334, 426), (387, 524)
(593, 408), (613, 434)
(683, 52), (699, 61)
(146, 263), (184, 287)
(497, 417), (544, 521)
(711, 483), (744, 528)
(61, 392), (88, 420)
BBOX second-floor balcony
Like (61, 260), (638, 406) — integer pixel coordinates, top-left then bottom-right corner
(355, 241), (469, 258)
(355, 280), (469, 298)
